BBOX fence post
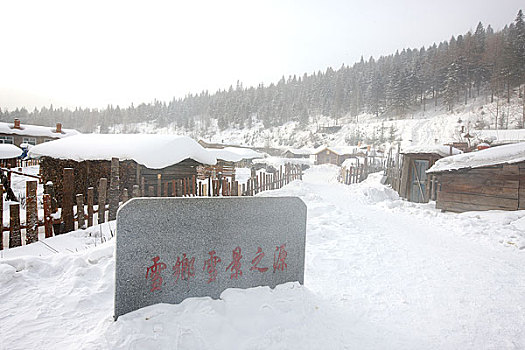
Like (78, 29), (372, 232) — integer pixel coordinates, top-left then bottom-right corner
(148, 185), (155, 197)
(98, 177), (108, 224)
(87, 187), (94, 227)
(132, 184), (140, 198)
(63, 168), (75, 233)
(108, 158), (120, 221)
(43, 194), (53, 238)
(0, 185), (2, 249)
(76, 194), (85, 229)
(9, 204), (21, 248)
(175, 181), (179, 197)
(122, 188), (129, 203)
(157, 174), (162, 197)
(25, 180), (38, 244)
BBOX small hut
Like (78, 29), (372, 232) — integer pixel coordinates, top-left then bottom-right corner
(282, 148), (313, 159)
(427, 142), (525, 212)
(314, 146), (358, 166)
(397, 145), (461, 203)
(29, 134), (216, 203)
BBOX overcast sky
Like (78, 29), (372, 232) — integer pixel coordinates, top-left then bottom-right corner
(0, 0), (523, 111)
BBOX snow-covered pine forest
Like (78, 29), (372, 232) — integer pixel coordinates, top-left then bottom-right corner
(1, 11), (524, 145)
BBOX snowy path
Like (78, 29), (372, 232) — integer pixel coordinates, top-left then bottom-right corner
(283, 167), (525, 349)
(1, 165), (524, 349)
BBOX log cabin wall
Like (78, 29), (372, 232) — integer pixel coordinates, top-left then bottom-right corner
(315, 150), (339, 165)
(434, 162), (524, 212)
(40, 157), (201, 205)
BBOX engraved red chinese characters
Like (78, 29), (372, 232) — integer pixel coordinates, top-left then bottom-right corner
(173, 253), (196, 283)
(203, 250), (222, 283)
(226, 246), (243, 279)
(273, 244), (288, 272)
(250, 247), (268, 273)
(145, 256), (167, 292)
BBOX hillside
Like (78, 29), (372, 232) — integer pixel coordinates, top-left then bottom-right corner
(110, 92), (524, 153)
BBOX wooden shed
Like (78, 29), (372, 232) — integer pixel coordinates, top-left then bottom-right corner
(427, 142), (525, 212)
(282, 148), (313, 159)
(314, 146), (358, 166)
(29, 134), (217, 204)
(397, 146), (461, 203)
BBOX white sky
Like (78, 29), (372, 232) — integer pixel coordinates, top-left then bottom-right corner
(0, 0), (523, 110)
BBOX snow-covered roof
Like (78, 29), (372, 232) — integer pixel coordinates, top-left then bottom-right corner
(282, 148), (314, 156)
(401, 145), (462, 157)
(475, 129), (525, 145)
(427, 142), (525, 173)
(0, 144), (23, 159)
(208, 147), (265, 162)
(0, 121), (79, 138)
(314, 145), (358, 156)
(28, 134), (217, 169)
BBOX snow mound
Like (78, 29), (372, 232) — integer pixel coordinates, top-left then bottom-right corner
(0, 143), (22, 159)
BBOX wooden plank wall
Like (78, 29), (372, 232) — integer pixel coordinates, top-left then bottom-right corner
(435, 164), (521, 212)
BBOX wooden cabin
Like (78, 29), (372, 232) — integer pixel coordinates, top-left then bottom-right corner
(314, 146), (358, 166)
(427, 143), (525, 212)
(397, 146), (461, 203)
(29, 134), (217, 204)
(282, 148), (313, 159)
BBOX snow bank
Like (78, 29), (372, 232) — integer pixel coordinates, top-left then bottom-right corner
(402, 145), (462, 157)
(2, 165), (525, 349)
(428, 142), (525, 173)
(28, 134), (217, 168)
(0, 143), (22, 159)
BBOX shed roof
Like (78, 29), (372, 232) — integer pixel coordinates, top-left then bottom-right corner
(282, 148), (314, 156)
(475, 129), (525, 145)
(427, 142), (525, 173)
(0, 121), (79, 138)
(314, 145), (358, 156)
(28, 134), (217, 169)
(401, 145), (462, 157)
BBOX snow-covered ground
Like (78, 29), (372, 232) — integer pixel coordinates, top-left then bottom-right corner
(1, 165), (524, 349)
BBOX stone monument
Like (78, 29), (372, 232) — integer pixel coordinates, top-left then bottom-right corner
(114, 197), (307, 320)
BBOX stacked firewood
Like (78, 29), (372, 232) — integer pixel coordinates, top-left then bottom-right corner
(39, 157), (137, 205)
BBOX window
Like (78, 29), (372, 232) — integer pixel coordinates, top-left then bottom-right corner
(0, 136), (14, 144)
(23, 137), (37, 146)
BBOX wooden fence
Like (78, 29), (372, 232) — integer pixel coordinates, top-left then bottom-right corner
(339, 165), (366, 185)
(1, 159), (303, 250)
(338, 156), (386, 185)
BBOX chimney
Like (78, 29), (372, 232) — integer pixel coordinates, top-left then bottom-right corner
(55, 122), (62, 133)
(13, 119), (21, 129)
